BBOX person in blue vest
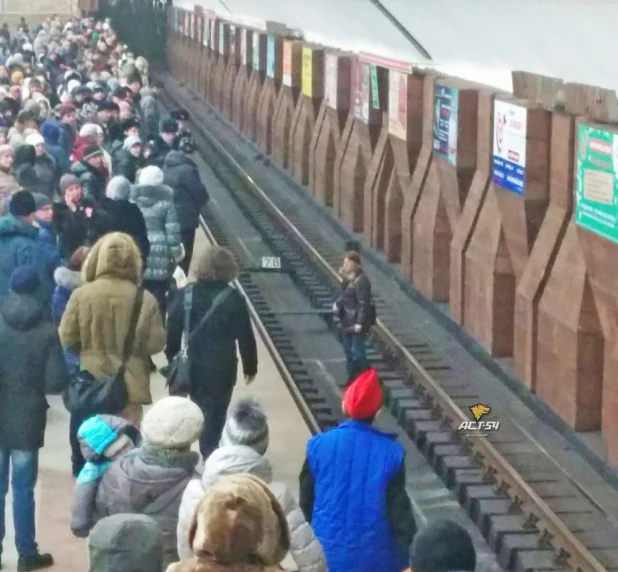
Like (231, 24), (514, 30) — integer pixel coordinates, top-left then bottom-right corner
(299, 368), (416, 572)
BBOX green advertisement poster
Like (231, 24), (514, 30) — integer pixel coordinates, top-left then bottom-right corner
(370, 64), (379, 109)
(576, 124), (618, 245)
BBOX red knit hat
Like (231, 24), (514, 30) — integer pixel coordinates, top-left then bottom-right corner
(343, 369), (383, 420)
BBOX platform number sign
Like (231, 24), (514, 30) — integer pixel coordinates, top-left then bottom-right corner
(261, 256), (282, 270)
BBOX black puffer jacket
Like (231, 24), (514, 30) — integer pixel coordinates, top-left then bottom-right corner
(166, 280), (258, 397)
(163, 150), (209, 231)
(0, 292), (68, 450)
(335, 270), (373, 334)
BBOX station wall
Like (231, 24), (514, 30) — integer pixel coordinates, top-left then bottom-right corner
(173, 0), (618, 93)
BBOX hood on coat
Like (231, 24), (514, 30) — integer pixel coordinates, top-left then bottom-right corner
(0, 214), (39, 240)
(53, 265), (82, 291)
(130, 182), (173, 209)
(88, 514), (163, 572)
(189, 474), (290, 567)
(163, 150), (188, 169)
(78, 414), (142, 463)
(41, 120), (60, 145)
(202, 446), (273, 489)
(82, 231), (143, 284)
(0, 291), (44, 330)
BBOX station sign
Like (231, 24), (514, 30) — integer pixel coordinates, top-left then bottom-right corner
(433, 84), (458, 166)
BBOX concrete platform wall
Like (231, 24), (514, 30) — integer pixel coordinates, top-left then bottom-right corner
(166, 6), (618, 464)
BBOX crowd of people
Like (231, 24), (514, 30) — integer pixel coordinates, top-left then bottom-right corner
(0, 14), (481, 572)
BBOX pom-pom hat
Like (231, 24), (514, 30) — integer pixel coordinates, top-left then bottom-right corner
(342, 368), (383, 420)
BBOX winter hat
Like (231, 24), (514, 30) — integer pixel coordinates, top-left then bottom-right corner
(138, 165), (164, 186)
(9, 265), (40, 295)
(410, 520), (476, 572)
(123, 135), (141, 151)
(170, 109), (189, 121)
(58, 102), (76, 117)
(15, 144), (36, 167)
(88, 515), (163, 572)
(342, 368), (383, 420)
(82, 145), (103, 161)
(79, 123), (102, 138)
(0, 144), (14, 157)
(141, 396), (204, 449)
(10, 70), (23, 83)
(220, 398), (269, 455)
(32, 192), (52, 210)
(24, 133), (44, 147)
(106, 175), (131, 200)
(59, 173), (81, 194)
(120, 116), (139, 131)
(159, 117), (178, 134)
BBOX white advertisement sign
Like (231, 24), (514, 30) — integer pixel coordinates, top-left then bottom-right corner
(388, 71), (407, 140)
(324, 53), (338, 109)
(241, 29), (248, 65)
(492, 100), (527, 195)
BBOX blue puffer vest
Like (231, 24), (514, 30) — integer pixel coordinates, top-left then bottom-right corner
(306, 420), (407, 572)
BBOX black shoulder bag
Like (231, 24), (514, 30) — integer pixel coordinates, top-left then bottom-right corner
(68, 288), (144, 418)
(167, 284), (233, 396)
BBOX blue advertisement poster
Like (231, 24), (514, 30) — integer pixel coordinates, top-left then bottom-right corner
(266, 36), (275, 78)
(433, 84), (458, 166)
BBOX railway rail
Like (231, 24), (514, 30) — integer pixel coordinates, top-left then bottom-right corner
(158, 71), (616, 572)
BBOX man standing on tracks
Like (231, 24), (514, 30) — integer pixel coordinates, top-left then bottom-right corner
(334, 251), (374, 382)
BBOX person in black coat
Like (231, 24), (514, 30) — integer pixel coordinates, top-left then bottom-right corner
(112, 135), (144, 184)
(95, 176), (150, 268)
(0, 266), (68, 570)
(147, 118), (178, 168)
(163, 150), (208, 275)
(165, 246), (258, 459)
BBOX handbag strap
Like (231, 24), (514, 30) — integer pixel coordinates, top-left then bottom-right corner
(118, 287), (144, 375)
(186, 286), (234, 344)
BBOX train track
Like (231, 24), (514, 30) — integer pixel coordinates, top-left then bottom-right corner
(157, 71), (613, 572)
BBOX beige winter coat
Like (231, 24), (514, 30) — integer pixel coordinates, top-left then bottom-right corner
(59, 232), (166, 404)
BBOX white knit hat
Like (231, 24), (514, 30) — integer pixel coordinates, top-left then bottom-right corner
(141, 397), (204, 449)
(25, 133), (45, 147)
(138, 165), (164, 186)
(220, 398), (269, 455)
(123, 135), (142, 151)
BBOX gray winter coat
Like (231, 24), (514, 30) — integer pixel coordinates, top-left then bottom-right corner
(140, 88), (160, 140)
(130, 184), (182, 282)
(95, 445), (199, 568)
(88, 514), (164, 572)
(177, 445), (327, 572)
(70, 414), (142, 538)
(34, 152), (57, 199)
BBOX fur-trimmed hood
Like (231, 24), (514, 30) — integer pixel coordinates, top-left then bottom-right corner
(53, 266), (82, 291)
(131, 183), (173, 209)
(82, 231), (143, 284)
(169, 474), (289, 572)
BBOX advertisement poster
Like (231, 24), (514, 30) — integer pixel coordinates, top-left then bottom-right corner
(240, 29), (247, 65)
(370, 64), (379, 109)
(282, 41), (292, 87)
(209, 20), (216, 51)
(253, 34), (260, 70)
(433, 84), (458, 165)
(302, 47), (312, 97)
(174, 10), (180, 35)
(324, 53), (338, 109)
(218, 22), (225, 55)
(266, 36), (275, 78)
(575, 124), (618, 244)
(353, 61), (362, 118)
(388, 71), (407, 140)
(229, 25), (236, 58)
(360, 62), (370, 122)
(492, 101), (527, 195)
